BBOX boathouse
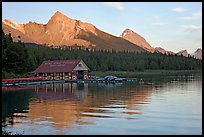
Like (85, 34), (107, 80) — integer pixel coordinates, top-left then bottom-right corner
(33, 59), (90, 80)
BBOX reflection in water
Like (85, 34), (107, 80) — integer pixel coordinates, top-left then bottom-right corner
(28, 83), (153, 129)
(2, 89), (37, 126)
(2, 82), (154, 132)
(2, 73), (202, 135)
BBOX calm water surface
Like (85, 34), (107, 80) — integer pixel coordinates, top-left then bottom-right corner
(2, 73), (202, 135)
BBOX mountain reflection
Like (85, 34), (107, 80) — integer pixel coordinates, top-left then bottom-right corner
(2, 73), (202, 134)
(2, 82), (155, 129)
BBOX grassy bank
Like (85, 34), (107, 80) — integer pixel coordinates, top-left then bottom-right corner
(90, 70), (202, 78)
(2, 69), (202, 79)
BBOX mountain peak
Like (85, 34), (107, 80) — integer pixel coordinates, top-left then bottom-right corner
(176, 49), (189, 57)
(191, 48), (202, 60)
(53, 11), (65, 17)
(124, 28), (133, 31)
(3, 19), (18, 26)
(196, 48), (202, 52)
(177, 49), (188, 53)
(2, 19), (25, 34)
(2, 12), (145, 52)
(48, 11), (71, 24)
(155, 47), (166, 54)
(122, 28), (134, 36)
(121, 28), (155, 52)
(155, 47), (175, 55)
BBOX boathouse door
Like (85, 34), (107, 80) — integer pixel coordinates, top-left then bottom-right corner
(78, 70), (84, 80)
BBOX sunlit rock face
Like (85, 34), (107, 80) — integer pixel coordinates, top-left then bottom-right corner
(191, 48), (202, 60)
(2, 11), (145, 52)
(155, 47), (175, 55)
(176, 50), (189, 57)
(121, 28), (155, 52)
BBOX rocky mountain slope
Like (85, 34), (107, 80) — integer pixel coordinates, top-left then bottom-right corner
(191, 48), (202, 60)
(2, 11), (145, 52)
(155, 47), (202, 60)
(176, 50), (189, 57)
(155, 47), (175, 55)
(121, 28), (155, 52)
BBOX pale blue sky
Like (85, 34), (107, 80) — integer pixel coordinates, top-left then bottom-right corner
(2, 2), (202, 53)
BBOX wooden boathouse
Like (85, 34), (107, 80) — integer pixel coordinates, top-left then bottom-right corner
(33, 59), (90, 80)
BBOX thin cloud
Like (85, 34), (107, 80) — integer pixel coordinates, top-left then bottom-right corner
(152, 15), (159, 19)
(193, 11), (202, 17)
(180, 16), (197, 20)
(172, 7), (186, 12)
(180, 11), (202, 20)
(102, 2), (124, 11)
(181, 25), (202, 31)
(152, 22), (168, 26)
(195, 37), (202, 43)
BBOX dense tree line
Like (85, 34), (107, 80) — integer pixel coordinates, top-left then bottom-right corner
(2, 31), (36, 78)
(2, 30), (202, 78)
(25, 43), (202, 72)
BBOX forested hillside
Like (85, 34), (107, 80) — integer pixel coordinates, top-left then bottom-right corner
(2, 31), (202, 78)
(2, 31), (36, 78)
(26, 44), (202, 71)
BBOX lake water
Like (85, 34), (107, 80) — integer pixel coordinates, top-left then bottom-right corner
(2, 73), (202, 135)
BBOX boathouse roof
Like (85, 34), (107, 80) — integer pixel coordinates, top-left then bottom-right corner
(33, 59), (82, 73)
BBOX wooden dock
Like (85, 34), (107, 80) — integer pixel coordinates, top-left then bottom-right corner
(65, 78), (137, 83)
(2, 80), (65, 87)
(2, 78), (138, 87)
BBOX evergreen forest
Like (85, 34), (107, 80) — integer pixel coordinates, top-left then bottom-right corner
(2, 31), (202, 78)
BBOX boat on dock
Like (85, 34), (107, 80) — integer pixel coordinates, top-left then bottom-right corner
(2, 75), (138, 88)
(95, 75), (137, 83)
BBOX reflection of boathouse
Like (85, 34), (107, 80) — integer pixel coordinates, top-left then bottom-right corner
(2, 83), (155, 130)
(33, 59), (90, 80)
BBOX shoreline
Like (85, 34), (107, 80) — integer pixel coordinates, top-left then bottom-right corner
(90, 69), (202, 78)
(2, 69), (202, 79)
